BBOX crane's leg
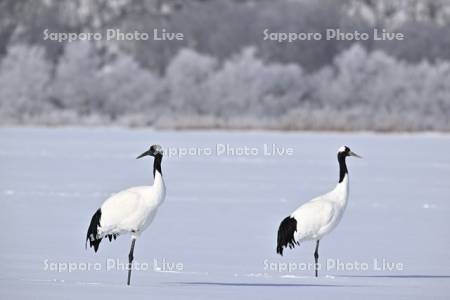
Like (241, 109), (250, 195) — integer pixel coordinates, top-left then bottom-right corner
(127, 237), (136, 286)
(314, 240), (320, 277)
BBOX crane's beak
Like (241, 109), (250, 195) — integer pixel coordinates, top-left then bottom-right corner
(349, 150), (362, 159)
(136, 150), (151, 159)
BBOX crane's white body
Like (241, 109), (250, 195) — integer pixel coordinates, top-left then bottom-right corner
(99, 171), (166, 238)
(291, 174), (349, 242)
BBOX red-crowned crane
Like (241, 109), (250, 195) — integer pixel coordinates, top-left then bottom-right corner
(276, 146), (361, 277)
(86, 144), (166, 285)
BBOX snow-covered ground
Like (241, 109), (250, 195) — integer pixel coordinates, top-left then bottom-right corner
(0, 128), (449, 299)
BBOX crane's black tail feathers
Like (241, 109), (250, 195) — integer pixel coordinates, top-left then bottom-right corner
(276, 216), (299, 256)
(106, 233), (119, 242)
(86, 209), (102, 252)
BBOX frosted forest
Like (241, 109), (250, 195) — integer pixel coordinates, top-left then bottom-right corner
(1, 0), (449, 131)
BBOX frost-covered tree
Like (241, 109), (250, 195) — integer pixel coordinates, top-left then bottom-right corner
(0, 44), (51, 122)
(50, 41), (102, 114)
(203, 48), (305, 117)
(165, 48), (218, 114)
(97, 55), (163, 119)
(314, 44), (399, 109)
(50, 41), (164, 123)
(98, 55), (164, 119)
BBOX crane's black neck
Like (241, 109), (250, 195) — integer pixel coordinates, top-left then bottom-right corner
(153, 154), (163, 177)
(337, 153), (348, 183)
